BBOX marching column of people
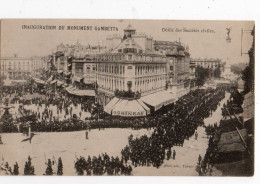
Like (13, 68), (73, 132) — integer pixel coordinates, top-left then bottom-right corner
(120, 89), (225, 168)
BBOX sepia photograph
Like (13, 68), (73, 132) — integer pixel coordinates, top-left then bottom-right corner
(0, 19), (255, 176)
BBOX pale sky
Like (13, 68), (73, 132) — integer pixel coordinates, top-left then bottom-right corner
(0, 19), (254, 64)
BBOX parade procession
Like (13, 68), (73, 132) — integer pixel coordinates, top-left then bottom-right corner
(0, 19), (255, 176)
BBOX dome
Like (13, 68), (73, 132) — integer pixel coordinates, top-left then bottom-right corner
(124, 24), (136, 31)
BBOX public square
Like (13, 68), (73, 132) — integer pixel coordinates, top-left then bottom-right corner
(0, 92), (230, 176)
(0, 19), (254, 176)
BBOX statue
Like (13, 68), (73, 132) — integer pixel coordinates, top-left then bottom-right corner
(226, 28), (232, 43)
(0, 98), (14, 121)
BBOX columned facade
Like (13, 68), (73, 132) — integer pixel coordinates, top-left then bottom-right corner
(95, 25), (167, 106)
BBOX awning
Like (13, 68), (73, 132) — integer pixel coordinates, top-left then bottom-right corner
(84, 79), (96, 84)
(104, 97), (150, 117)
(50, 80), (57, 84)
(47, 75), (54, 82)
(64, 71), (71, 76)
(242, 92), (254, 121)
(73, 77), (83, 83)
(57, 80), (64, 87)
(65, 86), (74, 91)
(66, 86), (95, 97)
(218, 129), (247, 153)
(137, 99), (151, 114)
(33, 78), (45, 85)
(141, 91), (176, 111)
(3, 80), (14, 86)
(214, 79), (231, 84)
(22, 93), (46, 100)
(10, 80), (27, 83)
(57, 70), (63, 74)
(104, 97), (120, 113)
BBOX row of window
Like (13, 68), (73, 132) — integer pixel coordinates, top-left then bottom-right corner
(97, 64), (125, 75)
(97, 75), (166, 93)
(135, 64), (166, 75)
(95, 54), (166, 62)
(1, 66), (40, 70)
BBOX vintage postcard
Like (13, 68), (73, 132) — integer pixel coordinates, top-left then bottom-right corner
(0, 19), (254, 176)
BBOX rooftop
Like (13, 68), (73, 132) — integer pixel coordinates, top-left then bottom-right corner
(124, 24), (136, 31)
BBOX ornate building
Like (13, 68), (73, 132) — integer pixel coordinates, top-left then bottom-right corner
(191, 57), (222, 70)
(52, 42), (104, 87)
(71, 55), (97, 86)
(0, 56), (45, 80)
(153, 40), (191, 98)
(56, 41), (105, 58)
(96, 25), (168, 107)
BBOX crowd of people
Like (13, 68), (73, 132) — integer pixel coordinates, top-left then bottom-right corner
(1, 82), (159, 133)
(119, 89), (226, 168)
(221, 88), (243, 116)
(198, 88), (254, 176)
(74, 153), (132, 176)
(0, 156), (64, 176)
(1, 78), (226, 136)
(0, 81), (105, 133)
(1, 77), (230, 175)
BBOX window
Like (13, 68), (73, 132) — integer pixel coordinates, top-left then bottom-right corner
(75, 63), (84, 73)
(170, 66), (174, 71)
(118, 49), (122, 53)
(128, 55), (132, 60)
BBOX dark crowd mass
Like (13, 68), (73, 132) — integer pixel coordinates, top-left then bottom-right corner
(1, 77), (227, 175)
(119, 89), (225, 168)
(74, 153), (132, 176)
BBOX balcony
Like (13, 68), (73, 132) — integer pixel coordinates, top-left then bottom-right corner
(114, 89), (141, 100)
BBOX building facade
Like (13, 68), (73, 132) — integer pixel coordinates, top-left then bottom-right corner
(95, 25), (167, 106)
(0, 56), (45, 80)
(153, 40), (191, 97)
(191, 58), (222, 70)
(56, 42), (105, 58)
(72, 56), (97, 85)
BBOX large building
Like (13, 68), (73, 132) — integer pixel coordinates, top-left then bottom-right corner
(191, 57), (222, 70)
(95, 25), (168, 107)
(153, 40), (191, 97)
(72, 56), (97, 86)
(0, 56), (45, 80)
(55, 42), (105, 58)
(51, 42), (105, 86)
(45, 25), (195, 116)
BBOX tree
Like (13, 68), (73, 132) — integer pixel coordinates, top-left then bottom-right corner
(231, 64), (244, 76)
(195, 66), (209, 87)
(213, 66), (221, 78)
(57, 157), (63, 176)
(45, 159), (53, 175)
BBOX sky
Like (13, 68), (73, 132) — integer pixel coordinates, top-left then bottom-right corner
(0, 19), (254, 64)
